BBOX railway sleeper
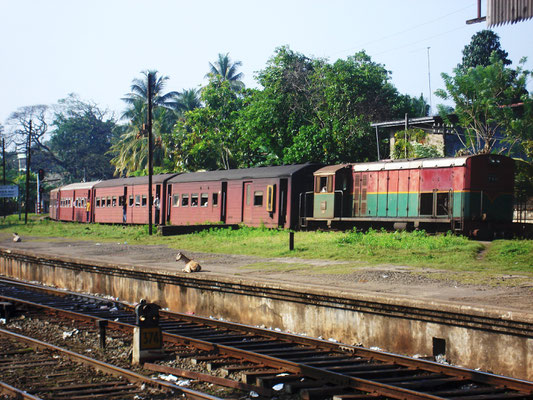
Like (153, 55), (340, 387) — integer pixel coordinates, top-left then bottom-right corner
(255, 372), (304, 388)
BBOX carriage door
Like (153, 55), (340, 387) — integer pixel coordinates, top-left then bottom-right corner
(242, 181), (253, 223)
(353, 173), (368, 217)
(166, 184), (172, 223)
(278, 179), (288, 227)
(221, 182), (227, 223)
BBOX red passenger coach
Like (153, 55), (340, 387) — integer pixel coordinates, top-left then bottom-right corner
(50, 181), (100, 222)
(167, 164), (318, 229)
(93, 174), (178, 225)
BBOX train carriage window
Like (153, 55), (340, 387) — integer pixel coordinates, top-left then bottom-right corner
(172, 194), (180, 207)
(254, 191), (264, 207)
(141, 195), (147, 207)
(191, 193), (199, 207)
(106, 197), (111, 207)
(246, 185), (252, 206)
(112, 197), (117, 207)
(212, 192), (219, 207)
(266, 185), (275, 212)
(129, 195), (134, 207)
(96, 198), (101, 208)
(182, 194), (189, 207)
(119, 196), (125, 207)
(135, 195), (140, 207)
(81, 199), (86, 208)
(200, 193), (208, 207)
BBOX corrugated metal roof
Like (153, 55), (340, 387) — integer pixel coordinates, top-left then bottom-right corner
(94, 173), (179, 188)
(488, 0), (533, 26)
(59, 181), (101, 191)
(352, 156), (469, 172)
(168, 164), (316, 183)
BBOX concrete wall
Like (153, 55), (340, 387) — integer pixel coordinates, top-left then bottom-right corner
(1, 248), (532, 381)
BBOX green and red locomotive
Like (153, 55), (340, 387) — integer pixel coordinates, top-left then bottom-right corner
(303, 154), (515, 237)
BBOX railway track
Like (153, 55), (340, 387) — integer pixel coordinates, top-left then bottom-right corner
(0, 276), (532, 400)
(0, 328), (221, 400)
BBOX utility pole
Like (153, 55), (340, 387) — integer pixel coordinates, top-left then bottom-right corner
(147, 73), (154, 235)
(24, 120), (32, 224)
(427, 47), (432, 116)
(2, 138), (6, 218)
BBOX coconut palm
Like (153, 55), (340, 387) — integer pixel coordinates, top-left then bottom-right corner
(111, 71), (178, 176)
(206, 53), (245, 91)
(122, 70), (179, 114)
(173, 88), (202, 115)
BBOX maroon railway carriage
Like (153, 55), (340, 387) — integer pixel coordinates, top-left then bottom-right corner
(92, 174), (179, 225)
(49, 181), (100, 223)
(167, 164), (318, 229)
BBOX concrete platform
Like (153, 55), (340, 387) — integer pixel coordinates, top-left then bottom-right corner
(0, 237), (532, 380)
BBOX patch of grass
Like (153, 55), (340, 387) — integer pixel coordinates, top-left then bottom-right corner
(1, 214), (531, 276)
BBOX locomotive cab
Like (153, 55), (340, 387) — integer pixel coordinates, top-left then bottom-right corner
(313, 165), (352, 219)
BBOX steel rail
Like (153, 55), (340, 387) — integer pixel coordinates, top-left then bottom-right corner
(0, 381), (43, 400)
(2, 289), (533, 400)
(0, 328), (223, 400)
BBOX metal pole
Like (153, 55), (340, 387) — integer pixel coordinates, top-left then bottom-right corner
(147, 73), (153, 235)
(404, 113), (408, 159)
(427, 47), (432, 116)
(2, 138), (6, 218)
(36, 171), (40, 215)
(375, 126), (380, 161)
(24, 120), (32, 224)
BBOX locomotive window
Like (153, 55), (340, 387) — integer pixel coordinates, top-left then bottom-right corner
(112, 197), (117, 207)
(254, 191), (264, 207)
(191, 193), (199, 207)
(182, 194), (189, 207)
(141, 195), (147, 207)
(172, 194), (180, 207)
(316, 176), (333, 193)
(420, 193), (433, 215)
(135, 195), (141, 207)
(200, 193), (208, 207)
(129, 195), (134, 207)
(212, 192), (219, 207)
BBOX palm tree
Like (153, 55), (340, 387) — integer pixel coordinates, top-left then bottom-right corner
(206, 53), (245, 91)
(173, 88), (202, 115)
(122, 70), (179, 114)
(111, 71), (178, 176)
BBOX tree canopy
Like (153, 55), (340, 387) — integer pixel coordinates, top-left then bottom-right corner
(436, 54), (532, 156)
(458, 30), (511, 72)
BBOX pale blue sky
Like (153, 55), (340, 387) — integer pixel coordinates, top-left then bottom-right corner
(1, 0), (532, 125)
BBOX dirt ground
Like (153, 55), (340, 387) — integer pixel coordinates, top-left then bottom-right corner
(1, 233), (533, 314)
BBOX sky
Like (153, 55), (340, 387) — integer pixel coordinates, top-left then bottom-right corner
(1, 0), (532, 130)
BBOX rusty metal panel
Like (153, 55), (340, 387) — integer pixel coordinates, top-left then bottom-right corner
(488, 0), (533, 26)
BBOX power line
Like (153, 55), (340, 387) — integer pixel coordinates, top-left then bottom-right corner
(331, 4), (475, 57)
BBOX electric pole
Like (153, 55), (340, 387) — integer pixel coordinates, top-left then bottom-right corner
(24, 120), (32, 224)
(147, 73), (154, 235)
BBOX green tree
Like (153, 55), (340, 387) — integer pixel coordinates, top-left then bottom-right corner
(392, 128), (442, 159)
(171, 78), (245, 171)
(238, 47), (413, 165)
(459, 30), (511, 72)
(436, 55), (532, 155)
(173, 88), (202, 115)
(49, 95), (117, 182)
(206, 53), (245, 91)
